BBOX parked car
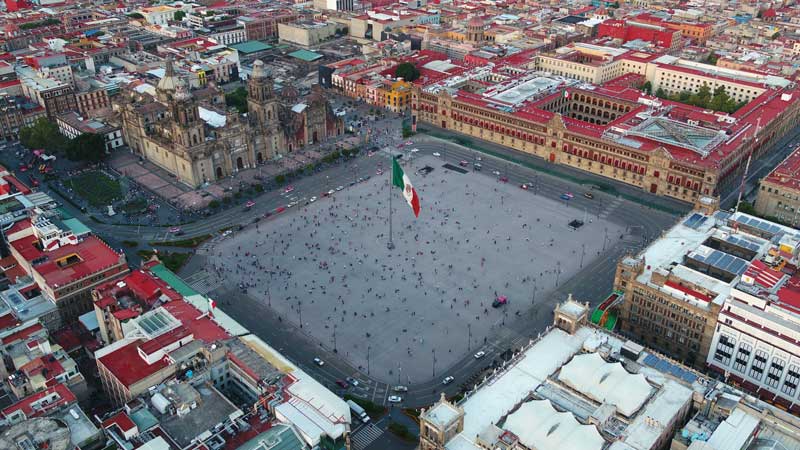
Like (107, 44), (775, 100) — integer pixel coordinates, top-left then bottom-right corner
(346, 377), (359, 387)
(393, 385), (408, 392)
(442, 376), (455, 385)
(459, 160), (469, 167)
(499, 176), (509, 183)
(520, 183), (528, 190)
(313, 357), (324, 366)
(584, 192), (594, 199)
(473, 163), (482, 170)
(388, 395), (403, 403)
(336, 379), (349, 389)
(433, 152), (441, 157)
(492, 296), (508, 308)
(284, 185), (294, 193)
(474, 351), (486, 359)
(336, 185), (344, 191)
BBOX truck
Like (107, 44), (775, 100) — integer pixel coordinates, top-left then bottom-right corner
(346, 400), (370, 423)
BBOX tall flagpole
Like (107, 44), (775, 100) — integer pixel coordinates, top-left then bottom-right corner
(388, 157), (395, 250)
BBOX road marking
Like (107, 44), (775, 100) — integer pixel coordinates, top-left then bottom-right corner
(351, 424), (384, 450)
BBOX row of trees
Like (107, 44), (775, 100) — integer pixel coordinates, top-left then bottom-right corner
(641, 82), (747, 114)
(19, 118), (107, 162)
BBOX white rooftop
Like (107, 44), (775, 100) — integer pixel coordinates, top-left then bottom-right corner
(504, 400), (605, 450)
(488, 76), (560, 105)
(198, 107), (226, 128)
(557, 352), (654, 417)
(704, 408), (760, 450)
(426, 401), (460, 428)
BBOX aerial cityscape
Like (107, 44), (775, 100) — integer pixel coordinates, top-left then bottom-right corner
(4, 0), (800, 449)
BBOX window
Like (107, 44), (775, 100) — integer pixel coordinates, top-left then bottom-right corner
(714, 334), (735, 365)
(782, 365), (800, 397)
(750, 350), (768, 380)
(768, 357), (786, 389)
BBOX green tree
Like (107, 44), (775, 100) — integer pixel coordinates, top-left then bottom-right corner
(174, 10), (186, 21)
(225, 86), (248, 113)
(772, 31), (780, 40)
(65, 133), (106, 162)
(641, 81), (652, 95)
(706, 52), (719, 65)
(19, 118), (67, 153)
(655, 87), (667, 98)
(127, 12), (144, 19)
(395, 62), (420, 82)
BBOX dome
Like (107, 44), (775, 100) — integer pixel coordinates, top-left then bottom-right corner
(281, 84), (299, 100)
(468, 16), (484, 28)
(157, 57), (179, 92)
(251, 60), (269, 79)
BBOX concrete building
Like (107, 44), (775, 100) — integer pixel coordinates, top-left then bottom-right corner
(0, 94), (46, 141)
(56, 112), (124, 152)
(138, 5), (178, 26)
(118, 59), (342, 188)
(755, 146), (800, 225)
(277, 21), (339, 47)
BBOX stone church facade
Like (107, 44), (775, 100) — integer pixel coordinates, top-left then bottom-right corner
(118, 59), (343, 188)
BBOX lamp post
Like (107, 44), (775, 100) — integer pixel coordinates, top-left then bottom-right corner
(468, 323), (472, 352)
(367, 345), (371, 375)
(432, 349), (436, 377)
(555, 261), (561, 287)
(531, 281), (537, 305)
(333, 324), (337, 352)
(580, 244), (585, 268)
(298, 300), (303, 329)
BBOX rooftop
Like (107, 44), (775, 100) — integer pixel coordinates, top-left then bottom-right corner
(97, 339), (171, 387)
(157, 383), (241, 448)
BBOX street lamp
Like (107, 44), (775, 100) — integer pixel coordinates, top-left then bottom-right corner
(468, 323), (472, 352)
(531, 281), (537, 305)
(580, 244), (585, 268)
(432, 349), (436, 377)
(299, 300), (303, 329)
(555, 261), (561, 286)
(367, 345), (371, 375)
(333, 324), (337, 352)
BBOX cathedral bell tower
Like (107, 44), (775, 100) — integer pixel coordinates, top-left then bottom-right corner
(247, 60), (279, 127)
(170, 79), (205, 149)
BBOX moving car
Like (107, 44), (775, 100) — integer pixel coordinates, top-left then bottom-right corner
(499, 176), (509, 183)
(169, 227), (181, 233)
(336, 379), (349, 389)
(560, 192), (574, 201)
(284, 185), (294, 193)
(410, 148), (419, 153)
(473, 163), (482, 170)
(442, 376), (455, 385)
(346, 377), (359, 387)
(492, 296), (508, 308)
(393, 385), (408, 392)
(584, 192), (594, 199)
(388, 395), (402, 403)
(376, 169), (383, 175)
(328, 189), (335, 196)
(309, 196), (317, 203)
(433, 152), (441, 157)
(313, 357), (324, 366)
(459, 160), (469, 167)
(336, 185), (344, 191)
(474, 351), (486, 359)
(520, 183), (528, 190)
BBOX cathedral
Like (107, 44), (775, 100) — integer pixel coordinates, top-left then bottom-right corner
(118, 59), (343, 188)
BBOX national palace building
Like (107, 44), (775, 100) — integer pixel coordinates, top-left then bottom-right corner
(411, 43), (800, 202)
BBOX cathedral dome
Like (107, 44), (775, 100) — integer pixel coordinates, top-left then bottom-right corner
(252, 60), (269, 79)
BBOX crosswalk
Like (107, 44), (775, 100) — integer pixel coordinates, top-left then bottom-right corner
(183, 269), (222, 295)
(598, 197), (623, 220)
(351, 424), (384, 450)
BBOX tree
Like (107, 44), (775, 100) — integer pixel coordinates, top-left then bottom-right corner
(65, 133), (106, 162)
(127, 12), (144, 19)
(655, 87), (667, 98)
(174, 10), (186, 21)
(772, 32), (780, 40)
(705, 52), (719, 65)
(19, 118), (67, 153)
(641, 81), (652, 95)
(394, 62), (420, 82)
(225, 87), (248, 113)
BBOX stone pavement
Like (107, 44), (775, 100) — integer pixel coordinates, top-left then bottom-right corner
(204, 154), (625, 383)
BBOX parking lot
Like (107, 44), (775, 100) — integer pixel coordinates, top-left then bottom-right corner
(204, 154), (627, 383)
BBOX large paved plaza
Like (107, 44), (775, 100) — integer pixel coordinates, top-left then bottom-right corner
(205, 154), (625, 383)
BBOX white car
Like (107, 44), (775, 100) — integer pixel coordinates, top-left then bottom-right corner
(336, 185), (344, 191)
(328, 190), (335, 195)
(313, 357), (324, 366)
(433, 152), (441, 157)
(410, 148), (419, 153)
(309, 196), (317, 203)
(393, 385), (408, 392)
(442, 376), (454, 385)
(388, 395), (403, 403)
(221, 230), (233, 237)
(492, 170), (501, 176)
(474, 351), (486, 359)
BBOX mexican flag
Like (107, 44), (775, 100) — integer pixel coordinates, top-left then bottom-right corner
(562, 89), (570, 99)
(392, 157), (420, 218)
(208, 298), (217, 310)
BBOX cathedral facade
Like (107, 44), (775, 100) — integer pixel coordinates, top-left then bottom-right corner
(118, 59), (343, 188)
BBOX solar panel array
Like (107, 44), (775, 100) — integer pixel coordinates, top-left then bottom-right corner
(737, 215), (783, 235)
(724, 234), (761, 253)
(688, 247), (748, 276)
(642, 353), (698, 384)
(683, 213), (708, 230)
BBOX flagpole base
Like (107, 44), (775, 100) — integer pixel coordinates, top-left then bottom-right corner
(387, 241), (395, 250)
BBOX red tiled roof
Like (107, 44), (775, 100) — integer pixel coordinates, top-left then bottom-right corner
(162, 300), (230, 343)
(98, 340), (171, 387)
(112, 308), (141, 321)
(20, 355), (65, 379)
(762, 145), (800, 191)
(1, 323), (44, 345)
(52, 327), (82, 352)
(0, 313), (18, 332)
(138, 327), (190, 356)
(102, 411), (137, 433)
(2, 383), (76, 419)
(11, 235), (124, 289)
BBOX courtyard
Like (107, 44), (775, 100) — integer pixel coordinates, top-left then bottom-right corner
(204, 154), (628, 383)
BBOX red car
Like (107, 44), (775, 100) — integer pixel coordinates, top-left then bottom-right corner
(459, 160), (469, 167)
(499, 176), (509, 183)
(336, 379), (349, 389)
